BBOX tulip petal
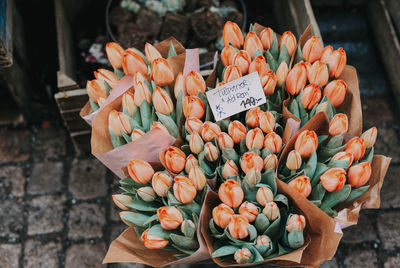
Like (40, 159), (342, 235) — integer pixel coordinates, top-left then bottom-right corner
(212, 245), (240, 258)
(156, 113), (178, 138)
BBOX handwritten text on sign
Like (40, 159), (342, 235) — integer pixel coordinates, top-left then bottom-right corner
(206, 72), (266, 121)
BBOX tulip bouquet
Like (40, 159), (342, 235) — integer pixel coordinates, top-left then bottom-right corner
(86, 68), (118, 111)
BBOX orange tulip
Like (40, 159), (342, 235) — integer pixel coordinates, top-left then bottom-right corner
(94, 69), (118, 88)
(307, 60), (329, 87)
(122, 91), (135, 116)
(262, 202), (280, 221)
(185, 117), (203, 134)
(320, 45), (334, 63)
(212, 203), (235, 228)
(249, 55), (269, 76)
(151, 121), (169, 134)
(150, 58), (175, 86)
(109, 110), (132, 136)
(260, 27), (274, 50)
(286, 214), (306, 232)
(329, 113), (348, 136)
(260, 70), (276, 96)
(221, 45), (237, 66)
(331, 151), (354, 168)
(222, 21), (244, 48)
(323, 79), (347, 108)
(246, 128), (264, 150)
(217, 132), (235, 150)
(233, 50), (251, 75)
(286, 62), (307, 95)
(127, 159), (154, 184)
(228, 215), (249, 239)
(188, 165), (206, 190)
(256, 186), (274, 206)
(189, 132), (204, 154)
(228, 120), (247, 143)
(134, 81), (152, 106)
(217, 81), (226, 87)
(185, 154), (199, 174)
(301, 84), (321, 110)
(361, 127), (378, 149)
(218, 179), (244, 208)
(263, 132), (283, 154)
(276, 61), (289, 87)
(223, 65), (242, 82)
(302, 36), (323, 63)
(122, 48), (148, 76)
(241, 152), (264, 174)
(222, 160), (239, 179)
(186, 70), (206, 96)
(157, 206), (183, 230)
(320, 168), (346, 192)
(348, 161), (372, 188)
(164, 146), (186, 173)
(87, 80), (107, 103)
(321, 46), (347, 78)
(105, 42), (124, 69)
(141, 229), (169, 249)
(152, 171), (173, 197)
(288, 175), (312, 197)
(246, 107), (262, 128)
(145, 42), (162, 63)
(239, 202), (259, 222)
(173, 175), (197, 204)
(201, 121), (222, 142)
(174, 72), (184, 98)
(152, 86), (174, 115)
(345, 137), (366, 161)
(131, 129), (145, 141)
(183, 96), (205, 119)
(286, 150), (302, 170)
(133, 72), (148, 88)
(204, 142), (219, 162)
(263, 154), (278, 170)
(259, 111), (276, 133)
(279, 31), (297, 56)
(244, 31), (264, 58)
(294, 130), (318, 158)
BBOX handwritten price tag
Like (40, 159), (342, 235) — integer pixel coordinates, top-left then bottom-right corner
(206, 72), (266, 121)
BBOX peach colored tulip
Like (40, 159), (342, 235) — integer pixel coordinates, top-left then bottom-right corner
(228, 120), (247, 143)
(185, 154), (199, 174)
(185, 117), (203, 134)
(223, 65), (242, 82)
(145, 42), (162, 63)
(286, 150), (302, 170)
(263, 154), (278, 170)
(320, 45), (334, 63)
(87, 80), (107, 103)
(204, 142), (219, 162)
(260, 27), (274, 50)
(127, 159), (154, 184)
(164, 146), (186, 173)
(279, 31), (297, 56)
(256, 235), (271, 246)
(246, 128), (264, 150)
(201, 121), (222, 142)
(157, 206), (183, 230)
(323, 79), (347, 108)
(133, 72), (148, 88)
(217, 81), (226, 87)
(183, 96), (205, 119)
(239, 202), (259, 222)
(361, 127), (378, 149)
(174, 72), (184, 98)
(260, 70), (276, 96)
(186, 70), (206, 96)
(94, 68), (118, 88)
(302, 36), (323, 63)
(137, 186), (156, 202)
(112, 194), (132, 210)
(222, 21), (244, 48)
(234, 248), (252, 264)
(286, 214), (306, 232)
(307, 60), (329, 87)
(105, 42), (124, 69)
(320, 168), (346, 192)
(152, 171), (173, 197)
(244, 31), (264, 58)
(256, 186), (274, 206)
(286, 62), (307, 95)
(152, 86), (174, 115)
(122, 48), (148, 76)
(329, 113), (348, 136)
(134, 81), (152, 106)
(131, 129), (145, 141)
(189, 132), (204, 154)
(321, 46), (347, 78)
(221, 45), (237, 66)
(151, 121), (169, 134)
(212, 203), (235, 228)
(345, 137), (366, 161)
(189, 165), (206, 190)
(141, 229), (169, 249)
(218, 179), (244, 208)
(249, 55), (269, 76)
(241, 152), (264, 174)
(222, 160), (239, 179)
(150, 58), (175, 86)
(288, 176), (312, 197)
(332, 151), (354, 168)
(259, 111), (276, 133)
(228, 215), (249, 239)
(109, 110), (132, 136)
(122, 91), (135, 116)
(263, 132), (283, 154)
(347, 161), (372, 188)
(262, 202), (280, 221)
(217, 132), (235, 150)
(276, 61), (289, 87)
(246, 107), (261, 128)
(173, 175), (197, 204)
(294, 130), (318, 158)
(233, 50), (251, 75)
(301, 84), (321, 110)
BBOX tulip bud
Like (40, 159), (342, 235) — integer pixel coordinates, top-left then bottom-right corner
(137, 186), (156, 202)
(105, 42), (124, 69)
(151, 121), (169, 134)
(345, 137), (366, 161)
(288, 175), (312, 197)
(294, 130), (318, 158)
(246, 107), (261, 128)
(331, 151), (354, 168)
(302, 36), (323, 63)
(263, 154), (278, 170)
(218, 179), (244, 208)
(204, 142), (219, 162)
(134, 81), (152, 106)
(320, 45), (333, 63)
(228, 120), (247, 143)
(122, 91), (136, 116)
(145, 42), (162, 63)
(164, 146), (186, 173)
(217, 81), (226, 87)
(262, 202), (280, 221)
(276, 61), (289, 87)
(201, 121), (222, 142)
(260, 70), (276, 96)
(94, 68), (118, 88)
(347, 161), (372, 188)
(257, 235), (271, 246)
(221, 45), (236, 66)
(301, 84), (321, 110)
(122, 48), (148, 76)
(174, 72), (184, 98)
(245, 168), (261, 185)
(286, 61), (307, 95)
(259, 111), (276, 133)
(222, 21), (244, 48)
(133, 72), (147, 88)
(323, 79), (347, 107)
(320, 168), (346, 192)
(286, 150), (302, 170)
(109, 110), (132, 136)
(185, 117), (203, 134)
(152, 171), (173, 197)
(150, 58), (175, 86)
(223, 65), (242, 82)
(189, 132), (204, 154)
(256, 186), (274, 207)
(279, 31), (297, 56)
(112, 194), (132, 210)
(157, 206), (183, 230)
(228, 215), (249, 239)
(87, 80), (107, 103)
(307, 60), (329, 87)
(241, 152), (264, 174)
(222, 160), (239, 179)
(131, 129), (145, 141)
(217, 132), (235, 150)
(127, 159), (154, 184)
(189, 165), (206, 190)
(212, 203), (235, 228)
(246, 128), (264, 150)
(185, 154), (199, 174)
(183, 96), (205, 119)
(321, 46), (347, 78)
(244, 31), (264, 58)
(141, 229), (169, 249)
(361, 127), (378, 149)
(181, 219), (196, 237)
(239, 201), (259, 222)
(329, 113), (349, 136)
(186, 70), (206, 96)
(249, 55), (269, 76)
(234, 248), (253, 264)
(260, 27), (274, 50)
(263, 132), (283, 154)
(286, 214), (306, 232)
(173, 175), (197, 204)
(233, 50), (251, 75)
(152, 86), (174, 115)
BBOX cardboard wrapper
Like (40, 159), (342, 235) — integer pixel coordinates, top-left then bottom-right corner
(79, 37), (186, 126)
(279, 112), (391, 228)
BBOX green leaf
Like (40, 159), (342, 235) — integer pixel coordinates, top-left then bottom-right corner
(255, 213), (270, 233)
(270, 32), (279, 59)
(212, 245), (239, 258)
(289, 98), (300, 119)
(278, 45), (290, 68)
(264, 214), (281, 240)
(311, 162), (329, 187)
(104, 81), (112, 96)
(303, 150), (317, 178)
(364, 147), (375, 163)
(287, 230), (304, 249)
(341, 185), (370, 206)
(222, 148), (240, 165)
(109, 127), (125, 148)
(309, 182), (326, 201)
(148, 224), (171, 240)
(170, 234), (199, 250)
(319, 203), (338, 217)
(120, 212), (151, 228)
(168, 41), (177, 58)
(179, 201), (201, 216)
(318, 144), (346, 163)
(322, 185), (351, 208)
(318, 135), (329, 146)
(126, 198), (159, 212)
(326, 133), (345, 149)
(252, 49), (263, 59)
(121, 131), (132, 143)
(140, 101), (152, 132)
(114, 68), (125, 79)
(143, 214), (159, 226)
(295, 44), (304, 63)
(89, 97), (100, 111)
(261, 169), (277, 195)
(175, 90), (183, 126)
(265, 50), (278, 72)
(156, 112), (178, 138)
(274, 194), (289, 209)
(328, 159), (349, 169)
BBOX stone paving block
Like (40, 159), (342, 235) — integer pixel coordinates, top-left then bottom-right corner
(24, 239), (62, 268)
(320, 258), (338, 268)
(377, 211), (400, 251)
(384, 256), (400, 268)
(27, 195), (65, 235)
(343, 249), (378, 267)
(109, 263), (144, 268)
(0, 244), (21, 268)
(361, 97), (394, 128)
(342, 213), (376, 244)
(380, 166), (400, 209)
(69, 158), (107, 200)
(0, 166), (25, 197)
(0, 129), (31, 163)
(65, 242), (107, 268)
(27, 161), (63, 195)
(374, 128), (400, 164)
(68, 203), (106, 240)
(0, 200), (23, 239)
(33, 127), (66, 161)
(109, 223), (127, 242)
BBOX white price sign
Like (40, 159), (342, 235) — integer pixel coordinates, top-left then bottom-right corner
(206, 72), (266, 121)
